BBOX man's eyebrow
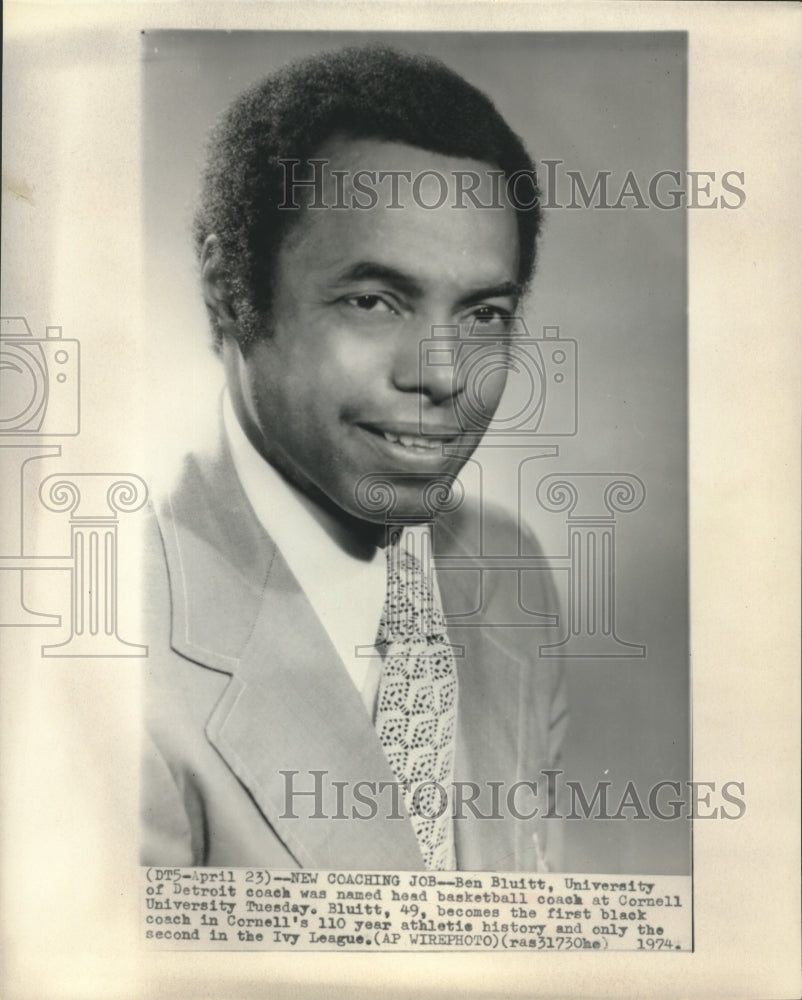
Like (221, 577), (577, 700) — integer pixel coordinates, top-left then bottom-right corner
(458, 280), (522, 306)
(332, 261), (423, 298)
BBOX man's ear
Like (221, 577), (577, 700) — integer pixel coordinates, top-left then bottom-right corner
(200, 235), (238, 335)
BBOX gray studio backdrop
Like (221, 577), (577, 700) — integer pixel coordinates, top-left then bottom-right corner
(143, 31), (689, 875)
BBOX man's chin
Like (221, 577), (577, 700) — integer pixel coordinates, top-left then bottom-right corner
(349, 470), (465, 526)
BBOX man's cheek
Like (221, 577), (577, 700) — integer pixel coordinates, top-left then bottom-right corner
(461, 365), (508, 428)
(330, 337), (386, 379)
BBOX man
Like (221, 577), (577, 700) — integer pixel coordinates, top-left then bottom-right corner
(141, 45), (567, 872)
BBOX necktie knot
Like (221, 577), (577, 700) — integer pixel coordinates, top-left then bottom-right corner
(378, 530), (446, 643)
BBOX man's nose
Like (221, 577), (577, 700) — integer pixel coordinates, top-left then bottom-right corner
(391, 322), (462, 405)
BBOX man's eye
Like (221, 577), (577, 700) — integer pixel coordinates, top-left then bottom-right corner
(345, 294), (396, 314)
(470, 306), (513, 326)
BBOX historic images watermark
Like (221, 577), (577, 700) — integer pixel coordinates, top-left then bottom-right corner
(278, 770), (746, 822)
(279, 160), (746, 212)
(351, 316), (648, 657)
(0, 316), (148, 655)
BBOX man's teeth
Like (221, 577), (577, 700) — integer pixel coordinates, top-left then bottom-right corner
(381, 430), (441, 450)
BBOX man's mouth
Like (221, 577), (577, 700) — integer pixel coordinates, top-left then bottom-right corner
(376, 430), (446, 451)
(358, 423), (462, 455)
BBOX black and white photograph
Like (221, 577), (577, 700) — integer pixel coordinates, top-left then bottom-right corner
(142, 30), (690, 878)
(1, 2), (799, 998)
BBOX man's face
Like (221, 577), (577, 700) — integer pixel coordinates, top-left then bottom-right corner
(226, 137), (520, 524)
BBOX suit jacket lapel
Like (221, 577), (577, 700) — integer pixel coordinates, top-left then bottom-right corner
(158, 431), (422, 869)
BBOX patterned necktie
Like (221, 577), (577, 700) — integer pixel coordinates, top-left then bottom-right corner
(374, 527), (458, 870)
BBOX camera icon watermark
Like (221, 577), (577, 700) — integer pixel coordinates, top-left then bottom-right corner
(0, 314), (147, 655)
(348, 318), (647, 659)
(0, 317), (80, 436)
(418, 319), (577, 443)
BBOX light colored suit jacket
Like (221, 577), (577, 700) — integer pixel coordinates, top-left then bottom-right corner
(141, 427), (567, 871)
